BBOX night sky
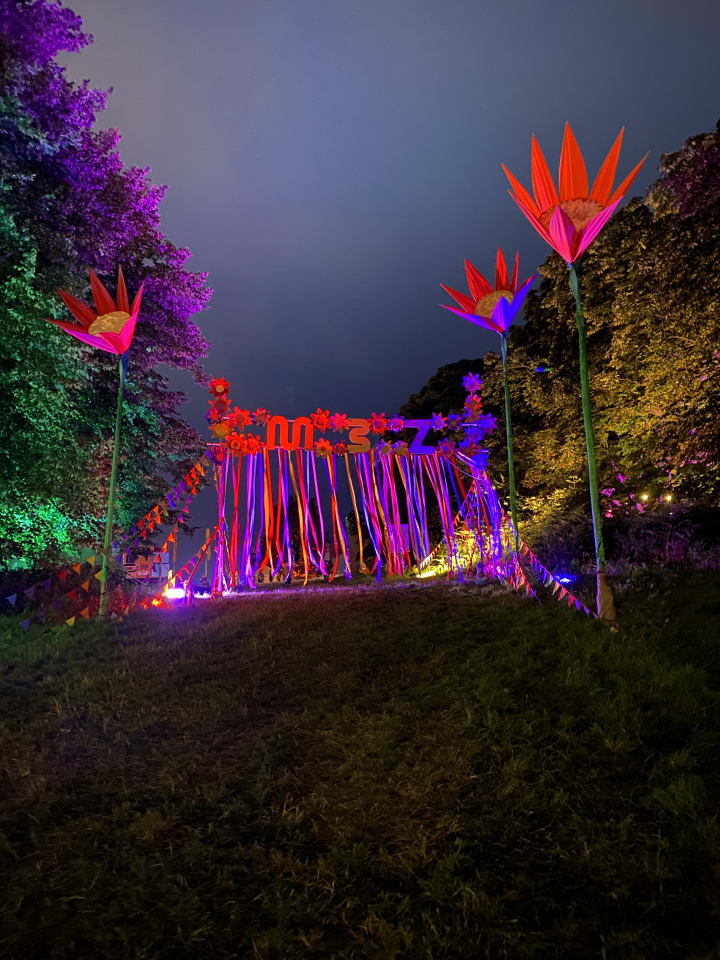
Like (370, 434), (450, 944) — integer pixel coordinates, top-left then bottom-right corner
(60, 0), (720, 549)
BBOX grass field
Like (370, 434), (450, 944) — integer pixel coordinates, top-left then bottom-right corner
(1, 572), (719, 959)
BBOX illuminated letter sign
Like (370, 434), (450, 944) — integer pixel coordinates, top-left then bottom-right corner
(347, 418), (371, 453)
(404, 420), (437, 456)
(259, 415), (446, 454)
(266, 415), (314, 451)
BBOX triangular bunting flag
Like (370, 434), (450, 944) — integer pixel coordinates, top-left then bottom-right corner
(94, 570), (103, 581)
(58, 570), (68, 583)
(559, 587), (567, 600)
(81, 579), (90, 592)
(24, 585), (36, 599)
(87, 554), (95, 566)
(53, 598), (62, 610)
(7, 594), (17, 607)
(73, 563), (82, 574)
(65, 616), (75, 627)
(20, 618), (30, 631)
(37, 609), (46, 622)
(79, 607), (90, 619)
(552, 581), (560, 595)
(41, 578), (51, 589)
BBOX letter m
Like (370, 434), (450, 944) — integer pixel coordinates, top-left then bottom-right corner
(267, 415), (314, 450)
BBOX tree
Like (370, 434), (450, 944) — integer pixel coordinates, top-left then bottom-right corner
(401, 121), (720, 555)
(0, 0), (212, 569)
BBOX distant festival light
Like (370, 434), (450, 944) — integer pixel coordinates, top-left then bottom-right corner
(164, 586), (186, 599)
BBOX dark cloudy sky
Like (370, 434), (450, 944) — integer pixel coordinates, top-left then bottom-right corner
(61, 0), (720, 549)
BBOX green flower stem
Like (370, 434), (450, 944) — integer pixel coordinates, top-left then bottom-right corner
(99, 355), (125, 617)
(500, 335), (519, 547)
(569, 265), (605, 571)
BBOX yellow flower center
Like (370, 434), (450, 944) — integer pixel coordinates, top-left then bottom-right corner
(88, 311), (130, 335)
(539, 198), (604, 232)
(474, 290), (513, 319)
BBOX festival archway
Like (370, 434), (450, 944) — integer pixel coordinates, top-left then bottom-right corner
(202, 376), (531, 596)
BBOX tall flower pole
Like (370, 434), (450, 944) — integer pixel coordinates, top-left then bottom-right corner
(441, 250), (535, 544)
(98, 351), (129, 615)
(499, 333), (518, 541)
(502, 123), (647, 621)
(48, 268), (144, 616)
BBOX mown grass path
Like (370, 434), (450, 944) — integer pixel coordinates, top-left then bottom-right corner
(1, 574), (719, 959)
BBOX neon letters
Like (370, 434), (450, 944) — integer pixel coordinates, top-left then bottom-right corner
(263, 416), (440, 453)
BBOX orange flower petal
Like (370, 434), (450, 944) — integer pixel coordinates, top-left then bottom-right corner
(440, 283), (475, 314)
(608, 151), (649, 205)
(558, 122), (588, 201)
(494, 247), (509, 291)
(130, 282), (144, 316)
(89, 269), (117, 315)
(510, 252), (519, 293)
(49, 319), (117, 352)
(57, 289), (95, 328)
(531, 134), (559, 212)
(99, 332), (125, 354)
(589, 127), (624, 205)
(47, 318), (89, 335)
(116, 266), (130, 312)
(507, 191), (554, 248)
(501, 163), (540, 217)
(464, 260), (492, 301)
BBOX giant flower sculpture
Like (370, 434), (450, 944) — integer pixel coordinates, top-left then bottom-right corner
(51, 267), (143, 355)
(440, 248), (534, 333)
(47, 267), (144, 616)
(501, 123), (647, 265)
(501, 125), (648, 622)
(441, 249), (535, 543)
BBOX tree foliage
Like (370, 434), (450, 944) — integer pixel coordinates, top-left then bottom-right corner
(0, 0), (212, 568)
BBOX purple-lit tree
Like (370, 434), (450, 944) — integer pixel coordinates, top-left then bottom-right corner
(0, 0), (212, 568)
